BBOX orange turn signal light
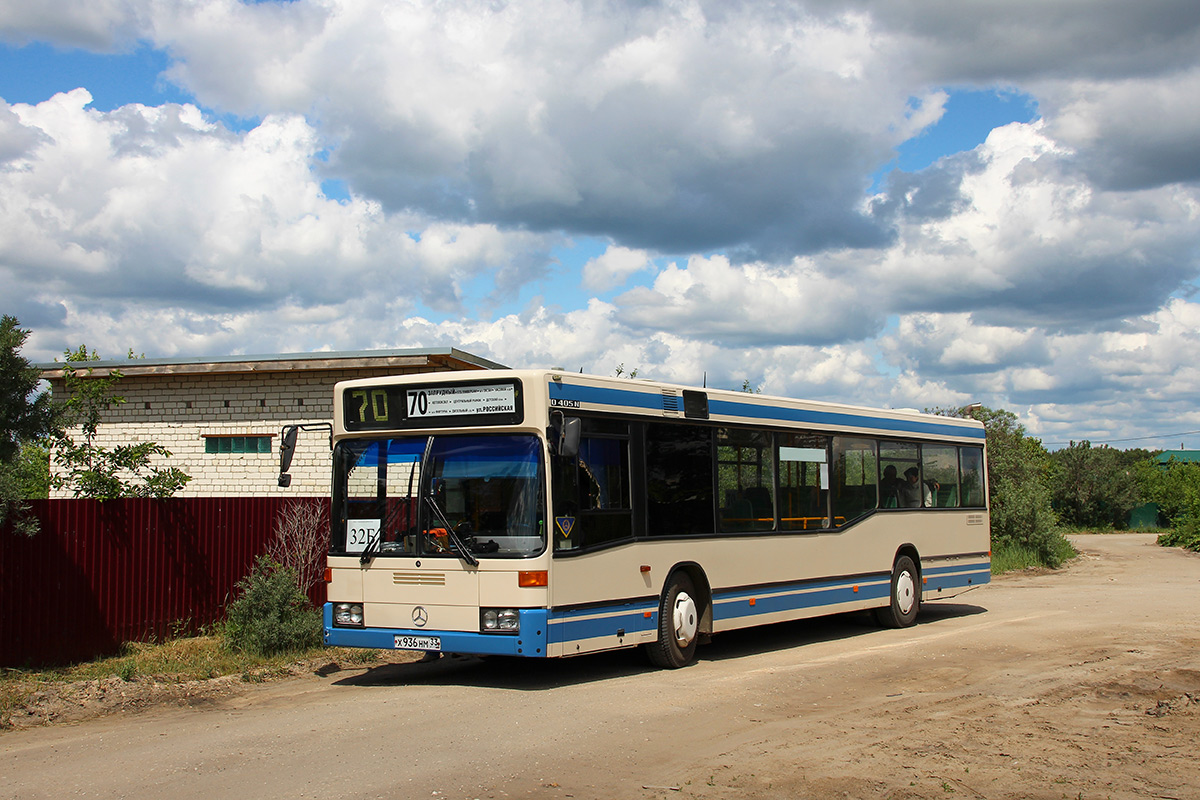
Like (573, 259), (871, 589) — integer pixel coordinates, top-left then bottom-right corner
(323, 567), (332, 583)
(518, 570), (548, 587)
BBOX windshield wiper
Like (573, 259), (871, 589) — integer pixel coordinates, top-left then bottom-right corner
(359, 532), (379, 565)
(423, 495), (479, 567)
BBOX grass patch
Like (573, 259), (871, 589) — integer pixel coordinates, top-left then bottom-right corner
(1, 637), (385, 729)
(992, 531), (1078, 574)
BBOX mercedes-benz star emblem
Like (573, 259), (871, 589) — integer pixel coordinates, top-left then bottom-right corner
(412, 606), (429, 627)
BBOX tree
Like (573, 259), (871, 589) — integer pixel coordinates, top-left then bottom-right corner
(1048, 441), (1140, 529)
(51, 345), (192, 499)
(934, 404), (1071, 567)
(612, 363), (639, 379)
(1136, 456), (1200, 552)
(0, 316), (61, 535)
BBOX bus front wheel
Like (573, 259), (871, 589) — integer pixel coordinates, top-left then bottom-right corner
(646, 573), (699, 668)
(875, 555), (920, 628)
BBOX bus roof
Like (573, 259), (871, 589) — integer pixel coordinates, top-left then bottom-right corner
(335, 369), (986, 443)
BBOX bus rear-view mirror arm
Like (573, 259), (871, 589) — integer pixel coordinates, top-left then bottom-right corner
(278, 423), (333, 488)
(548, 412), (581, 459)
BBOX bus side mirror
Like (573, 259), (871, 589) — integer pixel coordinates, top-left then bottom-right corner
(278, 425), (299, 487)
(548, 413), (582, 459)
(559, 417), (581, 459)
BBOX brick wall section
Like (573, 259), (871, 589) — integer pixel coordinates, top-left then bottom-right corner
(47, 365), (456, 497)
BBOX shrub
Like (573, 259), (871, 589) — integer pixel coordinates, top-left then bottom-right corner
(265, 500), (328, 595)
(1157, 516), (1200, 552)
(939, 405), (1075, 568)
(1138, 458), (1200, 552)
(223, 556), (321, 657)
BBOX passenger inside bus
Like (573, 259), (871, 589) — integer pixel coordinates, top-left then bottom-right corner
(898, 467), (931, 507)
(879, 464), (901, 508)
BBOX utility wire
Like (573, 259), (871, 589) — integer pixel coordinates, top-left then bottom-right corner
(1044, 429), (1200, 448)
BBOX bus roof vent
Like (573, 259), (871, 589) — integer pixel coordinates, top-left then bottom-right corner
(661, 389), (682, 417)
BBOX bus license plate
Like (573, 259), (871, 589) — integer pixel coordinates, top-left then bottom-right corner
(395, 635), (441, 651)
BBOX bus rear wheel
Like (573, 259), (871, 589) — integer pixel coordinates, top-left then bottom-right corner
(646, 573), (700, 668)
(875, 555), (920, 628)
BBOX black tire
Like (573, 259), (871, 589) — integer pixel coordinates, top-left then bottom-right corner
(645, 572), (700, 669)
(875, 555), (920, 628)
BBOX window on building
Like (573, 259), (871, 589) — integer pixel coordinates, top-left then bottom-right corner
(205, 435), (272, 454)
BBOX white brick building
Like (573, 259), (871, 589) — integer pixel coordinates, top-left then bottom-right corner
(38, 348), (503, 497)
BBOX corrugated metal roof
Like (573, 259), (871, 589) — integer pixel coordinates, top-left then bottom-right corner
(1153, 450), (1200, 464)
(35, 347), (508, 379)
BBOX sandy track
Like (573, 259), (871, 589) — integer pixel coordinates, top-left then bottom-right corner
(3, 533), (1198, 799)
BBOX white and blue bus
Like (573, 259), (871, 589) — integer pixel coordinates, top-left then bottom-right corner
(288, 369), (989, 668)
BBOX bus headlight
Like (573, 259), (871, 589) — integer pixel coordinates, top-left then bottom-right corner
(334, 603), (364, 627)
(480, 608), (519, 634)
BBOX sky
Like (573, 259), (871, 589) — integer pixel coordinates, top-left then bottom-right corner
(2, 1), (1200, 450)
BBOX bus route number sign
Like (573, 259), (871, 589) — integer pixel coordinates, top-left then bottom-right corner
(344, 380), (524, 430)
(406, 384), (516, 418)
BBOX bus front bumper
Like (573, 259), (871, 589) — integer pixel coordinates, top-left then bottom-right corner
(323, 604), (549, 658)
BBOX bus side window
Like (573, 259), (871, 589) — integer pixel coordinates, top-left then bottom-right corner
(959, 447), (986, 508)
(553, 420), (633, 551)
(778, 433), (829, 531)
(646, 423), (715, 536)
(717, 428), (775, 532)
(832, 437), (877, 526)
(879, 441), (920, 508)
(922, 444), (960, 507)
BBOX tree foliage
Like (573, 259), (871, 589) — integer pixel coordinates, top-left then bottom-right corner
(1, 316), (58, 463)
(1137, 456), (1200, 552)
(0, 316), (61, 536)
(934, 404), (1071, 567)
(1047, 441), (1141, 529)
(51, 345), (192, 499)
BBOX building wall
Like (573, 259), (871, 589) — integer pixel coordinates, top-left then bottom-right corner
(48, 364), (453, 497)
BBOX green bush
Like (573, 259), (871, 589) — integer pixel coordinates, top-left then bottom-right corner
(223, 556), (321, 657)
(1157, 517), (1200, 552)
(1137, 458), (1200, 553)
(947, 406), (1075, 569)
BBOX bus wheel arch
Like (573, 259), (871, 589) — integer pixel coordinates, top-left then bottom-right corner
(875, 547), (921, 629)
(646, 564), (710, 669)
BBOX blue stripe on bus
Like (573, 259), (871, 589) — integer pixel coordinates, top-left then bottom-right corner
(549, 383), (666, 412)
(323, 605), (550, 657)
(922, 562), (991, 592)
(713, 574), (892, 622)
(707, 398), (986, 440)
(326, 561), (992, 655)
(547, 600), (659, 643)
(548, 381), (985, 440)
(544, 562), (991, 645)
(924, 562), (992, 577)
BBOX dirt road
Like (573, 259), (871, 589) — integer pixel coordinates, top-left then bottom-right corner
(3, 534), (1199, 799)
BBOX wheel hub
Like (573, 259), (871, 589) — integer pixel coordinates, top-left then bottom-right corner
(672, 591), (698, 647)
(896, 571), (915, 615)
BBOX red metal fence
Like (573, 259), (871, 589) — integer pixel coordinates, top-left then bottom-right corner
(1, 497), (329, 668)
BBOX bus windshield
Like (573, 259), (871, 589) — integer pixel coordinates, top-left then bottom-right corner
(332, 434), (545, 559)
